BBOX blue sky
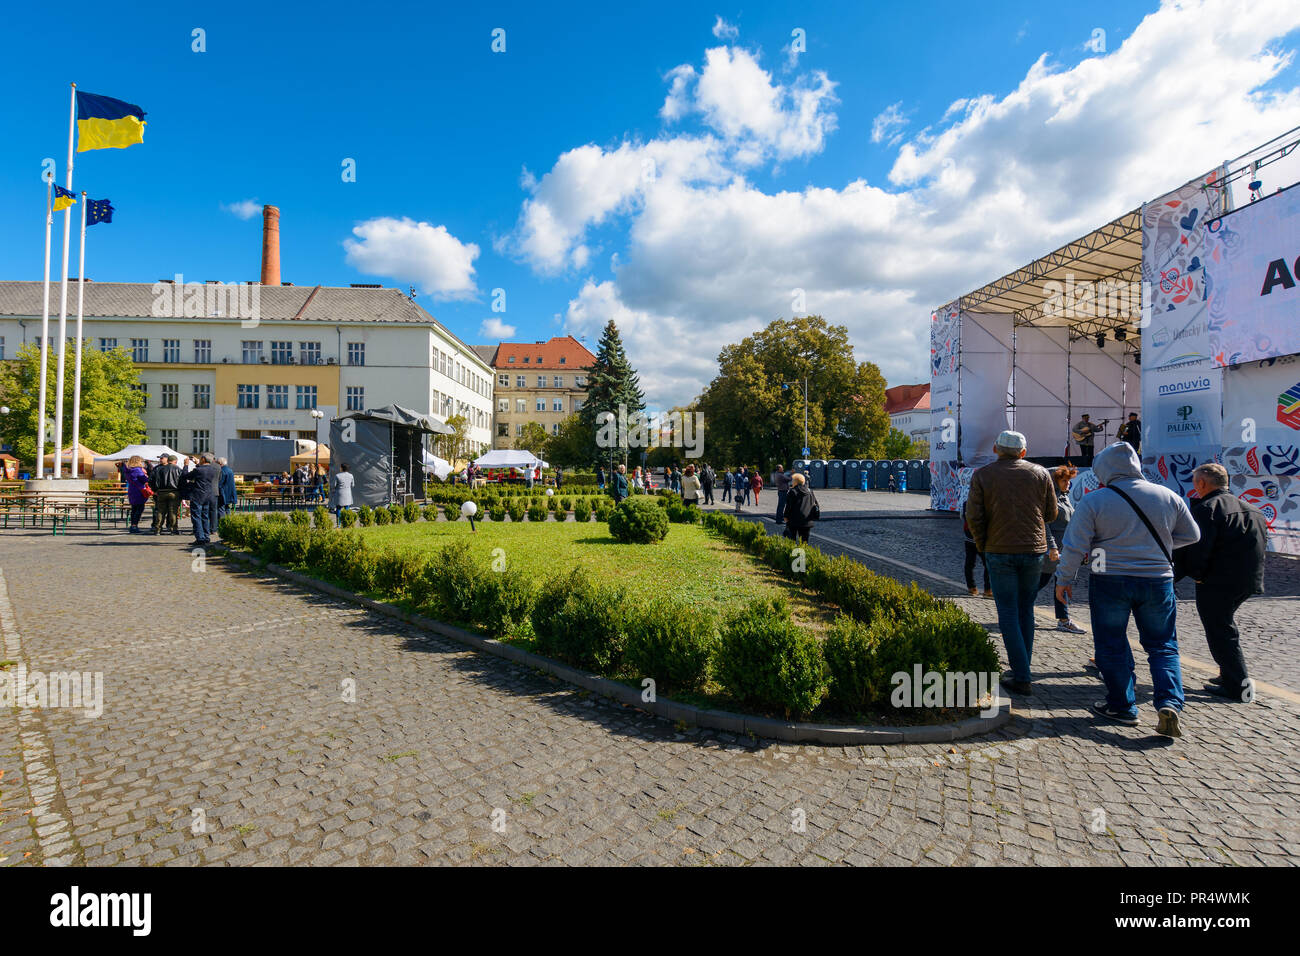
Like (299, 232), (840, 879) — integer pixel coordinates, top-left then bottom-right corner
(2, 1), (1298, 408)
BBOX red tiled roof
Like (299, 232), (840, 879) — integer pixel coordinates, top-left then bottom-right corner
(486, 335), (596, 370)
(884, 383), (930, 414)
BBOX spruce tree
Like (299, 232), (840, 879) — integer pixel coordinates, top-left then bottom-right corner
(577, 320), (645, 466)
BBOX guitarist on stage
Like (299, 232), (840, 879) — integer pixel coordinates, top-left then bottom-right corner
(1071, 413), (1104, 465)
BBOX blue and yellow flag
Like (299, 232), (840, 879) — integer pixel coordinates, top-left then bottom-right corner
(86, 198), (114, 226)
(75, 91), (146, 152)
(53, 184), (77, 212)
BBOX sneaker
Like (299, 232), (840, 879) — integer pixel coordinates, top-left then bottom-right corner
(1202, 683), (1246, 702)
(1056, 619), (1086, 634)
(1156, 707), (1183, 738)
(1000, 671), (1033, 696)
(1090, 700), (1139, 725)
(982, 589), (994, 598)
(967, 587), (978, 596)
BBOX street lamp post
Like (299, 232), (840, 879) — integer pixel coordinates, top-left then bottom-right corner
(310, 408), (324, 499)
(781, 377), (809, 459)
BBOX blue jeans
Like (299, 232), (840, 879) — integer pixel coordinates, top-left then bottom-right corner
(1089, 574), (1184, 716)
(985, 552), (1044, 682)
(775, 489), (788, 522)
(191, 500), (214, 542)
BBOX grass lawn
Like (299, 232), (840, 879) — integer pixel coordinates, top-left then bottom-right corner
(359, 519), (835, 630)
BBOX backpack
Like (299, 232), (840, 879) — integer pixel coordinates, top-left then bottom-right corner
(810, 490), (820, 521)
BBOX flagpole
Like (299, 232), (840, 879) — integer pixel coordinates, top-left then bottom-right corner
(72, 191), (87, 477)
(53, 81), (76, 478)
(36, 180), (53, 481)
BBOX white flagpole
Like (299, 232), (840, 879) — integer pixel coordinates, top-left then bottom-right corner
(53, 81), (76, 478)
(36, 180), (53, 480)
(72, 191), (87, 477)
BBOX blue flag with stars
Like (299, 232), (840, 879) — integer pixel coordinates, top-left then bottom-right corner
(86, 198), (114, 227)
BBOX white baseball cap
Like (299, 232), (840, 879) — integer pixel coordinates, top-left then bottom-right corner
(995, 430), (1027, 451)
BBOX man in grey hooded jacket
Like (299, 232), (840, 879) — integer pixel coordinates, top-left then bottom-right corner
(1055, 442), (1200, 738)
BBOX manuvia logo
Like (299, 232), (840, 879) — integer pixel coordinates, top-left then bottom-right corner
(1278, 381), (1300, 431)
(49, 886), (151, 936)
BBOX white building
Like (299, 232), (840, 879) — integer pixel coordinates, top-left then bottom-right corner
(0, 279), (494, 463)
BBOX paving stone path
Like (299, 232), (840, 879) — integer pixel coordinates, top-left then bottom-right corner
(1, 514), (1297, 866)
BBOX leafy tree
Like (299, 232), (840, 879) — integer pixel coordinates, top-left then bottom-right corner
(544, 414), (591, 468)
(514, 420), (548, 454)
(437, 413), (471, 465)
(695, 315), (889, 469)
(577, 320), (644, 467)
(874, 427), (917, 461)
(0, 342), (145, 469)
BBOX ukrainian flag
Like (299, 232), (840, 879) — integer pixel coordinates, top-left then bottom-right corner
(75, 91), (146, 152)
(53, 184), (77, 212)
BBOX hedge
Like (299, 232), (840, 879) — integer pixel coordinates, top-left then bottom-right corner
(608, 496), (669, 544)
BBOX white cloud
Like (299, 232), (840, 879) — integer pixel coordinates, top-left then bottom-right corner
(479, 317), (517, 339)
(712, 15), (738, 40)
(870, 102), (908, 145)
(343, 217), (480, 300)
(523, 0), (1300, 409)
(222, 199), (261, 220)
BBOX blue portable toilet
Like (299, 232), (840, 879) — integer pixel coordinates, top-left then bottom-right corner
(915, 459), (931, 492)
(857, 459), (874, 490)
(791, 459), (811, 481)
(827, 459), (845, 489)
(893, 459), (909, 492)
(874, 460), (892, 490)
(843, 459), (861, 491)
(808, 459), (828, 489)
(907, 460), (924, 493)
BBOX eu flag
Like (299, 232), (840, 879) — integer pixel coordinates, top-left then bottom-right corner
(53, 184), (77, 212)
(86, 198), (114, 226)
(76, 91), (146, 152)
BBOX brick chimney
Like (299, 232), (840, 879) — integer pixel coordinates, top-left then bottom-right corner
(260, 205), (281, 286)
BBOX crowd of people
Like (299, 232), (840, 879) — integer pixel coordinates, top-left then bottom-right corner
(120, 452), (237, 544)
(965, 430), (1267, 739)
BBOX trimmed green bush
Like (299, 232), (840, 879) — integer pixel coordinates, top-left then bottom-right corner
(388, 503), (405, 524)
(532, 569), (627, 672)
(489, 502), (507, 521)
(421, 504), (438, 521)
(716, 598), (828, 718)
(338, 507), (358, 528)
(608, 496), (669, 544)
(572, 499), (591, 522)
(289, 509), (311, 527)
(432, 540), (480, 619)
(472, 569), (537, 637)
(546, 495), (557, 512)
(623, 599), (717, 693)
(559, 496), (572, 512)
(312, 505), (332, 529)
(357, 505), (374, 527)
(507, 500), (526, 522)
(403, 501), (421, 523)
(374, 506), (391, 525)
(527, 503), (548, 522)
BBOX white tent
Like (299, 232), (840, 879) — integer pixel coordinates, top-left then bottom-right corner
(472, 449), (549, 470)
(95, 443), (189, 463)
(422, 450), (451, 479)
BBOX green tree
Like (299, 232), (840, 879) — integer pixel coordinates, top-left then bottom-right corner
(544, 414), (591, 468)
(695, 315), (889, 469)
(0, 342), (145, 469)
(437, 413), (471, 465)
(874, 427), (917, 461)
(577, 320), (644, 467)
(514, 420), (548, 454)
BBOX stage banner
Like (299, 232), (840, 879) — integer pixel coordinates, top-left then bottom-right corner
(1229, 472), (1300, 555)
(1140, 169), (1227, 370)
(929, 305), (960, 463)
(1009, 326), (1072, 458)
(1140, 360), (1222, 452)
(1143, 448), (1223, 499)
(1220, 353), (1300, 453)
(1205, 183), (1300, 367)
(958, 312), (1013, 464)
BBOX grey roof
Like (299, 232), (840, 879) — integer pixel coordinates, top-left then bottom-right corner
(471, 344), (498, 364)
(0, 280), (490, 365)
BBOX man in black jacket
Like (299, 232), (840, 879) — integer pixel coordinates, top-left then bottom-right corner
(1174, 463), (1268, 702)
(150, 454), (183, 535)
(180, 453), (221, 545)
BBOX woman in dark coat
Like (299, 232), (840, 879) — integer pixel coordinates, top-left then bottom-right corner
(123, 455), (151, 534)
(782, 472), (818, 543)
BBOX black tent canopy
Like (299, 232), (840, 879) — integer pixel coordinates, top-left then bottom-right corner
(329, 404), (452, 507)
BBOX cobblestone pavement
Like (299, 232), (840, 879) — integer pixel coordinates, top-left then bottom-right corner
(1, 522), (1297, 867)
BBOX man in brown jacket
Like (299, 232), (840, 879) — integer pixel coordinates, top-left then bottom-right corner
(965, 430), (1058, 695)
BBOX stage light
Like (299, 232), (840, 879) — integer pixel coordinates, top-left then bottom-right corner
(1095, 332), (1106, 349)
(1114, 328), (1126, 341)
(1134, 351), (1141, 366)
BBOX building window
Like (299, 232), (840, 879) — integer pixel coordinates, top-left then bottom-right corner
(439, 351), (447, 376)
(553, 375), (563, 388)
(497, 423), (508, 437)
(522, 356), (529, 363)
(574, 375), (585, 387)
(573, 399), (583, 412)
(537, 375), (546, 388)
(300, 341), (321, 365)
(0, 336), (4, 360)
(516, 399), (526, 413)
(271, 341), (293, 364)
(497, 398), (509, 413)
(346, 386), (364, 411)
(498, 374), (509, 387)
(267, 385), (289, 409)
(193, 339), (211, 363)
(507, 355), (515, 363)
(237, 384), (259, 409)
(552, 398), (564, 412)
(296, 385), (318, 410)
(347, 342), (365, 366)
(552, 423), (561, 435)
(160, 429), (178, 447)
(132, 383), (148, 408)
(241, 340), (263, 364)
(131, 338), (149, 362)
(193, 384), (211, 409)
(160, 384), (179, 409)
(536, 398), (546, 412)
(516, 423), (524, 437)
(193, 430), (211, 454)
(98, 337), (117, 352)
(515, 375), (525, 388)
(162, 339), (180, 363)
(559, 356), (566, 364)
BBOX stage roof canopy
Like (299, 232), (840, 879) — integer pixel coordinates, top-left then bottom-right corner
(942, 207), (1143, 337)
